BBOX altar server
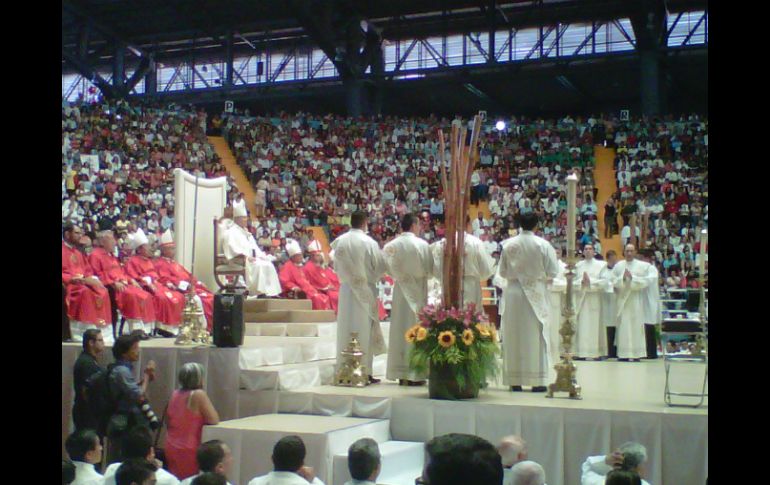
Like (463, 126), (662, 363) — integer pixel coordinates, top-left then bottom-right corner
(611, 244), (659, 360)
(383, 213), (433, 385)
(221, 200), (281, 298)
(498, 213), (559, 392)
(279, 241), (331, 310)
(62, 223), (113, 342)
(330, 211), (388, 383)
(574, 244), (610, 359)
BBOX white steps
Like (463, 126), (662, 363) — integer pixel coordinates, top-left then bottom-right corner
(240, 359), (338, 390)
(239, 336), (336, 368)
(246, 309), (337, 323)
(244, 298), (312, 312)
(332, 440), (425, 485)
(245, 321), (336, 337)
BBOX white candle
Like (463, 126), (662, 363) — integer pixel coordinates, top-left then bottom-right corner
(566, 173), (578, 259)
(699, 229), (708, 279)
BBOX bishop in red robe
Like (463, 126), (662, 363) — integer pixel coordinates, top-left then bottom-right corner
(125, 229), (185, 334)
(62, 225), (112, 342)
(302, 241), (339, 313)
(89, 231), (156, 335)
(279, 241), (330, 310)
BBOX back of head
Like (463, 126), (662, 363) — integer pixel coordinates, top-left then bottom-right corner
(510, 460), (545, 485)
(401, 213), (417, 232)
(520, 212), (539, 231)
(115, 458), (157, 485)
(272, 435), (306, 472)
(178, 362), (205, 390)
(123, 426), (153, 460)
(425, 433), (503, 485)
(605, 469), (643, 485)
(197, 440), (225, 473)
(65, 429), (98, 462)
(62, 460), (76, 485)
(351, 211), (368, 229)
(348, 438), (381, 481)
(113, 333), (141, 360)
(191, 472), (227, 485)
(618, 442), (647, 472)
(498, 435), (527, 468)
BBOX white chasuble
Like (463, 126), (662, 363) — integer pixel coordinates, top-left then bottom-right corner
(222, 224), (281, 296)
(611, 259), (658, 359)
(574, 258), (610, 358)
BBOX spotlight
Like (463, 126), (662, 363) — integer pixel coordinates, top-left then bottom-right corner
(495, 120), (506, 131)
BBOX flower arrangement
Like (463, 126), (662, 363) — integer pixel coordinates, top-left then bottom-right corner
(406, 302), (500, 398)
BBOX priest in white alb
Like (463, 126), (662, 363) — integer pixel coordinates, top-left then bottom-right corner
(222, 199), (281, 298)
(498, 213), (559, 392)
(574, 243), (610, 359)
(430, 216), (495, 309)
(611, 244), (659, 361)
(330, 211), (389, 384)
(383, 213), (433, 385)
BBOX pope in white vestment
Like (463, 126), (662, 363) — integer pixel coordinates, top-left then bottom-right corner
(574, 245), (611, 358)
(222, 201), (281, 297)
(498, 222), (559, 389)
(330, 219), (388, 377)
(430, 227), (495, 309)
(383, 216), (433, 382)
(611, 245), (659, 359)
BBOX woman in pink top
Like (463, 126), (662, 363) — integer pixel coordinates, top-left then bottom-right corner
(165, 363), (220, 480)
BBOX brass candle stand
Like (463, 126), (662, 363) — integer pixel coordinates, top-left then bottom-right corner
(175, 292), (212, 346)
(335, 333), (369, 387)
(547, 256), (582, 399)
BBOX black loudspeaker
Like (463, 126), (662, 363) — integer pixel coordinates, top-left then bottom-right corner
(213, 293), (244, 347)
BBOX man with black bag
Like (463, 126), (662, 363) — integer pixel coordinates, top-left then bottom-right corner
(103, 333), (161, 464)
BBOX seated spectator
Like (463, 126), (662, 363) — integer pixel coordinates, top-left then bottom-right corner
(191, 473), (228, 485)
(509, 460), (546, 485)
(580, 442), (649, 485)
(64, 429), (104, 485)
(247, 435), (325, 485)
(166, 363), (221, 480)
(180, 440), (233, 485)
(115, 458), (158, 485)
(103, 426), (180, 485)
(420, 433), (503, 485)
(73, 328), (105, 432)
(498, 435), (528, 484)
(605, 469), (642, 485)
(345, 438), (381, 485)
(63, 459), (77, 485)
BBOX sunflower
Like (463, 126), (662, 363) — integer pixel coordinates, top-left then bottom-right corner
(405, 325), (418, 343)
(438, 331), (456, 348)
(475, 323), (491, 337)
(462, 329), (474, 346)
(416, 326), (428, 341)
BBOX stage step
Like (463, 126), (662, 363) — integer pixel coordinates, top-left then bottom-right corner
(245, 321), (336, 338)
(239, 336), (336, 368)
(246, 309), (337, 323)
(333, 440), (425, 485)
(244, 298), (312, 312)
(240, 359), (337, 391)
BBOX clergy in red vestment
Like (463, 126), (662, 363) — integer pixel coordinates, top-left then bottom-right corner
(89, 230), (156, 335)
(62, 224), (113, 343)
(278, 241), (331, 310)
(302, 240), (339, 313)
(125, 228), (185, 335)
(154, 229), (215, 332)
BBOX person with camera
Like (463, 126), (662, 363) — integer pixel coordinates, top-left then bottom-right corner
(105, 333), (160, 464)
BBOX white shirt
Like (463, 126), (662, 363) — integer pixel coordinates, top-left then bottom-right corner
(248, 471), (325, 485)
(103, 462), (180, 485)
(580, 455), (651, 485)
(72, 461), (103, 485)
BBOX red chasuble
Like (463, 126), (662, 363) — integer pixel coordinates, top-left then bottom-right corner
(303, 260), (339, 313)
(62, 242), (112, 326)
(125, 255), (184, 327)
(154, 257), (214, 332)
(89, 247), (155, 322)
(278, 260), (331, 310)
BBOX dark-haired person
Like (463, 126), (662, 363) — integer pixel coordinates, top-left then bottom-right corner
(191, 473), (227, 485)
(104, 427), (179, 485)
(114, 458), (158, 485)
(247, 435), (325, 485)
(63, 223), (113, 343)
(302, 240), (340, 313)
(180, 440), (233, 485)
(64, 429), (104, 485)
(605, 469), (642, 485)
(105, 334), (158, 464)
(63, 459), (77, 485)
(419, 433), (503, 485)
(383, 213), (433, 385)
(73, 328), (105, 431)
(330, 211), (389, 384)
(344, 438), (380, 485)
(498, 212), (559, 392)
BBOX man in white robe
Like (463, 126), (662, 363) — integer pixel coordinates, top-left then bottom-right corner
(498, 213), (559, 392)
(431, 218), (495, 309)
(574, 244), (610, 359)
(221, 200), (281, 298)
(602, 249), (619, 358)
(611, 244), (659, 361)
(330, 211), (389, 383)
(639, 250), (662, 358)
(383, 213), (433, 385)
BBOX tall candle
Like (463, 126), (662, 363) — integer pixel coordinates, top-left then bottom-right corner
(566, 173), (578, 259)
(699, 229), (708, 280)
